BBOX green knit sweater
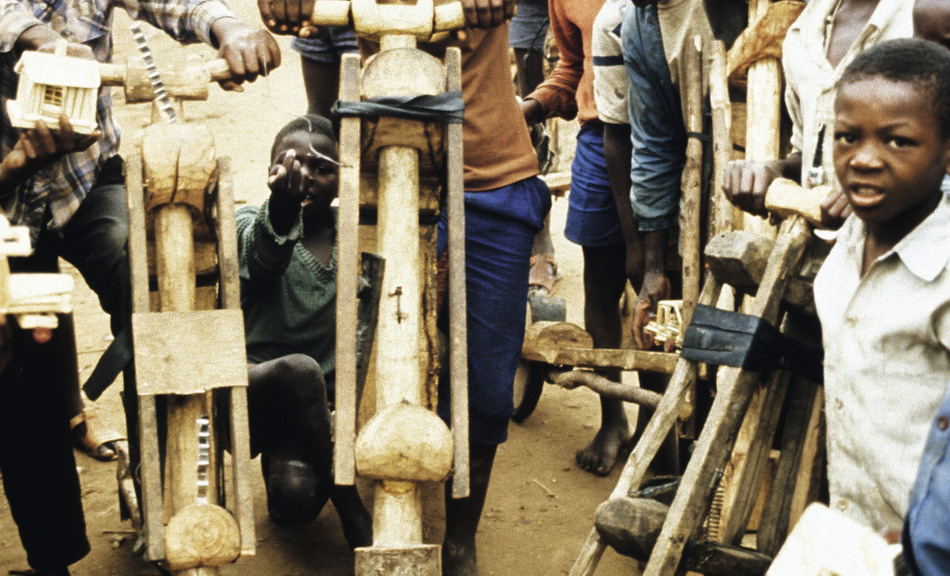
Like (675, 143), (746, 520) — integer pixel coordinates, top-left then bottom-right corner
(236, 200), (338, 390)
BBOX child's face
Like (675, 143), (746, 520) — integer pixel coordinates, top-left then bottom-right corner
(274, 131), (338, 219)
(833, 77), (950, 235)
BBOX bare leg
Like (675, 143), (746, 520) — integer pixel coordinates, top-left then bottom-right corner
(574, 244), (633, 476)
(443, 442), (497, 576)
(248, 355), (372, 548)
(301, 57), (342, 118)
(528, 213), (559, 296)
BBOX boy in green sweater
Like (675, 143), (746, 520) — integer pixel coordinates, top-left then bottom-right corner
(235, 115), (371, 549)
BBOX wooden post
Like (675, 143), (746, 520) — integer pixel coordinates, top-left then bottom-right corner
(334, 53), (362, 486)
(681, 35), (703, 328)
(708, 40), (734, 236)
(743, 0), (783, 238)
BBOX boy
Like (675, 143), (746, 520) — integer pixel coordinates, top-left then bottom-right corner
(723, 0), (913, 223)
(620, 0), (713, 348)
(814, 37), (950, 532)
(236, 114), (372, 549)
(521, 0), (635, 477)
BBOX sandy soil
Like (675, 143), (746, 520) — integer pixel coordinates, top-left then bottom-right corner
(0, 6), (644, 575)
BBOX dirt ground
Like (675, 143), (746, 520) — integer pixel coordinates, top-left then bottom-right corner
(0, 7), (645, 575)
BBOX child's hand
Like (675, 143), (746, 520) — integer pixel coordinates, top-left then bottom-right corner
(819, 188), (852, 230)
(268, 149), (315, 204)
(0, 116), (100, 187)
(632, 272), (671, 350)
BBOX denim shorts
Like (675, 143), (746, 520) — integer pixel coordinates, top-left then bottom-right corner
(508, 0), (549, 52)
(564, 122), (624, 248)
(291, 26), (359, 64)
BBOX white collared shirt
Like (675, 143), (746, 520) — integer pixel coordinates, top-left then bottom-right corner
(782, 0), (913, 189)
(814, 194), (950, 531)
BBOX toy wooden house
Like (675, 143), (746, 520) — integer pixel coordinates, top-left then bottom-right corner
(6, 51), (100, 135)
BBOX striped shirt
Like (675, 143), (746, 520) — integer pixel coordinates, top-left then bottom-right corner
(591, 0), (627, 125)
(0, 0), (234, 243)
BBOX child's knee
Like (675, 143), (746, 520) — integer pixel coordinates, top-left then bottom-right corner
(269, 354), (327, 402)
(266, 459), (329, 524)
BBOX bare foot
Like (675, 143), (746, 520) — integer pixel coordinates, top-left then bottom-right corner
(575, 421), (633, 477)
(443, 540), (479, 576)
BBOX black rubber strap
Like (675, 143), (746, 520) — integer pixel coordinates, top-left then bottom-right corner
(331, 91), (465, 124)
(82, 325), (132, 401)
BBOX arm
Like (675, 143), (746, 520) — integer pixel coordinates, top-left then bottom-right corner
(522, 0), (583, 124)
(237, 150), (313, 282)
(623, 11), (680, 349)
(603, 122), (644, 289)
(119, 0), (280, 90)
(0, 117), (99, 191)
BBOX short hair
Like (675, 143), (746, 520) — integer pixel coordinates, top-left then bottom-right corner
(838, 38), (950, 138)
(270, 114), (337, 161)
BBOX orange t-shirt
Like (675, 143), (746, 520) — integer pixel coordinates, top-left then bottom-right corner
(526, 0), (605, 125)
(362, 25), (538, 191)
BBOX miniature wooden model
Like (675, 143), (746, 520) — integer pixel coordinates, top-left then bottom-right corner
(0, 214), (72, 334)
(644, 300), (684, 349)
(7, 50), (100, 135)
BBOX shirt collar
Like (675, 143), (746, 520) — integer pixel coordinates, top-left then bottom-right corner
(841, 194), (950, 283)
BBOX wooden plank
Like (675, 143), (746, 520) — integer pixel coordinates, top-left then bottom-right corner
(354, 544), (441, 575)
(125, 153), (151, 314)
(229, 386), (256, 555)
(154, 205), (196, 312)
(538, 347), (678, 374)
(708, 39), (735, 237)
(568, 277), (723, 576)
(717, 369), (791, 545)
(334, 53), (361, 486)
(139, 394), (166, 561)
(132, 310), (247, 396)
(446, 46), (469, 499)
(681, 35), (703, 328)
(641, 217), (811, 576)
(757, 378), (821, 556)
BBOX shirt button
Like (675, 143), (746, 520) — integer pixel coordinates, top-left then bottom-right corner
(845, 317), (856, 326)
(938, 416), (949, 431)
(837, 499), (849, 511)
(834, 397), (843, 410)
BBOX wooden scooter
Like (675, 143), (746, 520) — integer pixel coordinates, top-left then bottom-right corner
(5, 42), (252, 574)
(306, 1), (469, 573)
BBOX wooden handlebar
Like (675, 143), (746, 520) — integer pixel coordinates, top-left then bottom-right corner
(308, 0), (466, 37)
(764, 177), (831, 227)
(98, 58), (231, 87)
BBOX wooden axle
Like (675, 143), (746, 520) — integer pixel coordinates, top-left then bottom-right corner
(99, 58), (231, 103)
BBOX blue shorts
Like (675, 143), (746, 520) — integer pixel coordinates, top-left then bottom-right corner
(291, 26), (359, 64)
(564, 122), (624, 248)
(437, 176), (551, 445)
(509, 0), (549, 52)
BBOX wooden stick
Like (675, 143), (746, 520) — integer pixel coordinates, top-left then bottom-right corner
(680, 35), (703, 329)
(641, 217), (811, 576)
(568, 277), (723, 576)
(708, 40), (734, 237)
(334, 53), (362, 486)
(445, 46), (470, 499)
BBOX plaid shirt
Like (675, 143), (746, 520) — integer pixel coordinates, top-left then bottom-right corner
(0, 0), (234, 242)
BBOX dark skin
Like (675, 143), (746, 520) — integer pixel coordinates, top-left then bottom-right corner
(267, 131), (338, 265)
(0, 116), (99, 190)
(914, 0), (950, 50)
(722, 0), (886, 229)
(250, 131), (372, 548)
(833, 78), (950, 276)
